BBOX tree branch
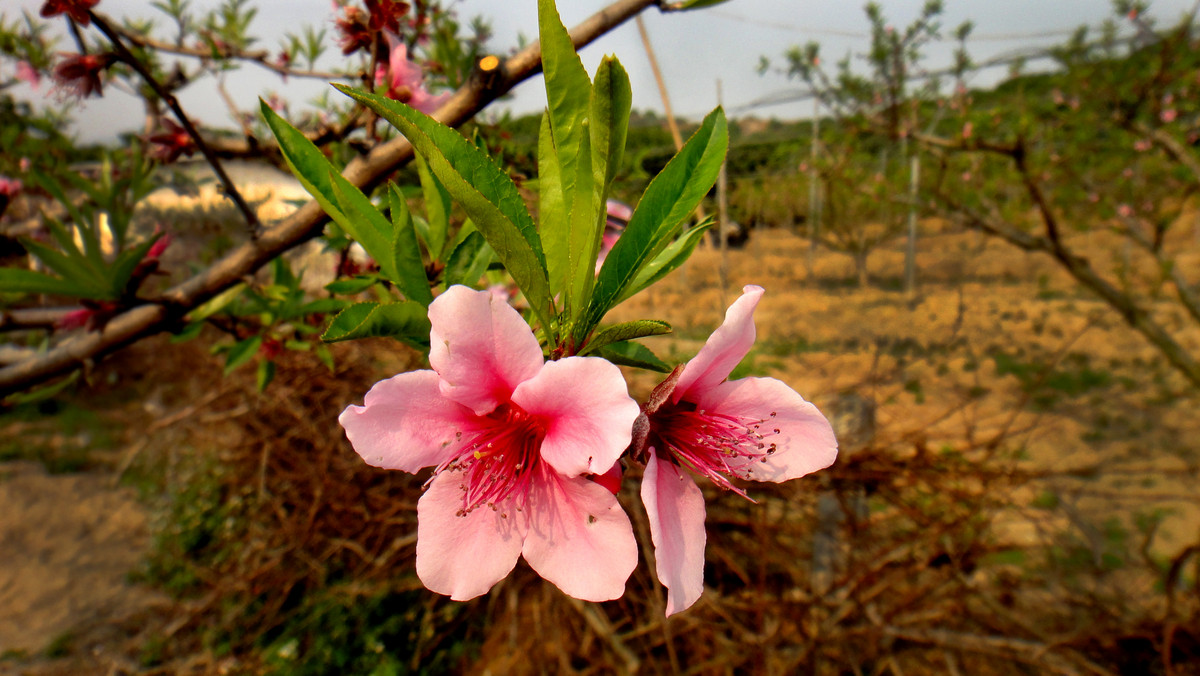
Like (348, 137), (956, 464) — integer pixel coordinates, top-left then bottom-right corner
(0, 0), (661, 397)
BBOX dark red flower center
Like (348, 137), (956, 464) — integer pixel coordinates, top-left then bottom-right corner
(436, 404), (545, 518)
(649, 400), (780, 498)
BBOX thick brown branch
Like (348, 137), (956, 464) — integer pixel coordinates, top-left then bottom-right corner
(0, 0), (660, 397)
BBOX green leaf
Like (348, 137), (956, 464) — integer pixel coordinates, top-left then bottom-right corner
(261, 100), (397, 284)
(188, 283), (246, 322)
(315, 344), (335, 371)
(595, 340), (672, 373)
(579, 319), (672, 356)
(170, 321), (205, 343)
(325, 275), (378, 295)
(225, 335), (263, 375)
(109, 233), (164, 294)
(2, 371), (80, 407)
(21, 233), (102, 292)
(321, 301), (431, 349)
(0, 267), (93, 297)
(564, 130), (599, 319)
(414, 154), (450, 260)
(385, 182), (434, 306)
(300, 298), (351, 315)
(444, 230), (495, 289)
(618, 220), (715, 303)
(538, 113), (569, 300)
(591, 56), (632, 200)
(335, 85), (554, 331)
(256, 359), (276, 392)
(539, 0), (591, 204)
(587, 107), (728, 332)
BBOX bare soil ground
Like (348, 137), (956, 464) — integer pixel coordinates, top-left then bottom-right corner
(1, 222), (1198, 673)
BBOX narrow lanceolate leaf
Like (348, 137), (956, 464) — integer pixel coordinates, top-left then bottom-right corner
(596, 340), (672, 373)
(591, 56), (632, 200)
(414, 154), (450, 261)
(110, 233), (165, 293)
(588, 107), (728, 330)
(579, 319), (672, 356)
(538, 112), (569, 300)
(261, 100), (394, 282)
(334, 84), (554, 330)
(444, 230), (495, 289)
(321, 301), (432, 349)
(564, 129), (600, 319)
(20, 236), (104, 294)
(618, 220), (715, 303)
(0, 267), (92, 297)
(386, 182), (435, 306)
(538, 0), (591, 209)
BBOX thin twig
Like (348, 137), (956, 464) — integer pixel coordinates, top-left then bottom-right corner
(89, 10), (263, 237)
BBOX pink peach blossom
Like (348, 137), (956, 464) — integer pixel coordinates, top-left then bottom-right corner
(340, 285), (640, 602)
(374, 32), (450, 114)
(636, 285), (837, 615)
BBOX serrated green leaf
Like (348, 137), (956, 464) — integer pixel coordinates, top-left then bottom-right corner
(0, 267), (93, 297)
(257, 359), (276, 392)
(321, 301), (431, 349)
(587, 107), (728, 333)
(618, 220), (715, 303)
(334, 84), (554, 333)
(579, 319), (671, 356)
(225, 335), (263, 374)
(298, 298), (349, 315)
(444, 230), (495, 289)
(564, 129), (600, 319)
(414, 153), (450, 260)
(386, 182), (434, 306)
(595, 340), (672, 373)
(261, 100), (396, 284)
(325, 275), (378, 295)
(539, 0), (591, 203)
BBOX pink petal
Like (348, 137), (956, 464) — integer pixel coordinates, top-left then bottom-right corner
(521, 468), (638, 602)
(641, 453), (707, 616)
(339, 370), (478, 473)
(673, 285), (764, 402)
(691, 377), (837, 482)
(428, 285), (544, 415)
(511, 356), (639, 478)
(416, 471), (526, 601)
(408, 89), (451, 115)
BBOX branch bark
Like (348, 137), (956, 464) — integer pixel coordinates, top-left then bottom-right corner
(0, 0), (660, 397)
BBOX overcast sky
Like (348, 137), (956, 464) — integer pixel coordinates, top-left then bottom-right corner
(5, 0), (1198, 142)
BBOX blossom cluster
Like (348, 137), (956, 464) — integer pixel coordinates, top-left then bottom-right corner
(340, 284), (837, 615)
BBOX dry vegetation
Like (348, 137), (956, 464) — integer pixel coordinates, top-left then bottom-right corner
(2, 219), (1199, 674)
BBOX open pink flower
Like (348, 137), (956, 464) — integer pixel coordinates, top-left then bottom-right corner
(339, 285), (640, 602)
(147, 119), (196, 163)
(374, 32), (450, 114)
(53, 52), (115, 98)
(636, 285), (837, 616)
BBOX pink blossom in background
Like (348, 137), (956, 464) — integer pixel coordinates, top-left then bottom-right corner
(637, 285), (837, 616)
(375, 32), (450, 114)
(1118, 203), (1133, 218)
(1161, 108), (1178, 123)
(961, 121), (973, 140)
(0, 177), (22, 197)
(15, 61), (41, 90)
(340, 285), (641, 602)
